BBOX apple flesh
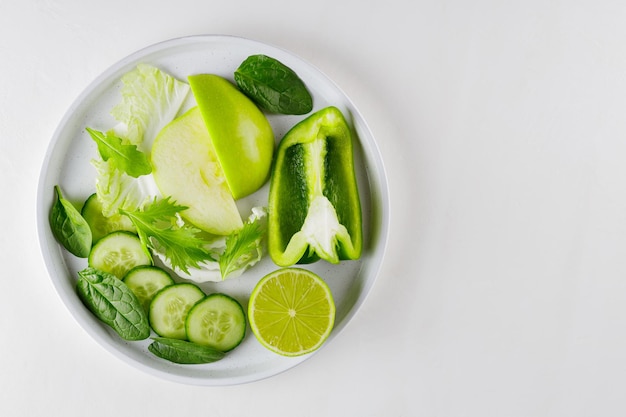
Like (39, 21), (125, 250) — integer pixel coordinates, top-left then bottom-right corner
(151, 106), (243, 235)
(188, 74), (274, 200)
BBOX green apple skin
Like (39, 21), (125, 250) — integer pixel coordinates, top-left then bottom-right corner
(151, 106), (243, 235)
(188, 74), (274, 200)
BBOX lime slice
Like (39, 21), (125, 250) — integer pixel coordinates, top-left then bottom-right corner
(248, 268), (335, 356)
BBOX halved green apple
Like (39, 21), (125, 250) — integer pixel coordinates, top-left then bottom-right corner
(151, 106), (243, 235)
(188, 74), (274, 199)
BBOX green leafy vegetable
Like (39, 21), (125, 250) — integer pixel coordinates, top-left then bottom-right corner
(92, 64), (189, 217)
(49, 185), (92, 257)
(120, 197), (216, 274)
(234, 54), (313, 115)
(110, 63), (190, 149)
(219, 214), (265, 279)
(76, 267), (150, 341)
(91, 158), (154, 217)
(86, 128), (151, 178)
(148, 337), (225, 364)
(148, 207), (267, 282)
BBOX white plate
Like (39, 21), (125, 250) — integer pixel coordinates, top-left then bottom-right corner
(36, 35), (389, 385)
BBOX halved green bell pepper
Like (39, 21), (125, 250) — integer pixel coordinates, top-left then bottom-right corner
(268, 106), (362, 266)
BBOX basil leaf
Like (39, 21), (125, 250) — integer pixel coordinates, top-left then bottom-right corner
(49, 185), (92, 258)
(234, 54), (313, 115)
(149, 337), (225, 364)
(76, 267), (150, 341)
(86, 127), (152, 178)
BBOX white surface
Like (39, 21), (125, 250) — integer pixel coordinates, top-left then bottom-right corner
(2, 0), (626, 415)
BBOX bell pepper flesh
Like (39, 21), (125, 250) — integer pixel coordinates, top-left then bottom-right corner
(268, 106), (362, 266)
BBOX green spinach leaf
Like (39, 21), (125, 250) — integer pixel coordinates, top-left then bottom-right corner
(86, 127), (152, 178)
(76, 267), (150, 341)
(49, 185), (92, 258)
(149, 337), (225, 364)
(234, 54), (313, 115)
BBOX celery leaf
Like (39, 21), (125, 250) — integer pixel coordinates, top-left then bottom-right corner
(219, 211), (265, 279)
(120, 198), (216, 274)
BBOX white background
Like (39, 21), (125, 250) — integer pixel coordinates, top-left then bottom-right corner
(2, 0), (626, 415)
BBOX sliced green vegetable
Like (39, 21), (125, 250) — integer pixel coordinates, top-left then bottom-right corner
(268, 106), (362, 266)
(120, 197), (216, 274)
(49, 185), (92, 258)
(148, 337), (225, 364)
(185, 293), (246, 352)
(234, 54), (313, 115)
(76, 267), (150, 341)
(88, 231), (152, 279)
(149, 283), (205, 339)
(86, 128), (151, 178)
(81, 193), (136, 243)
(123, 265), (174, 313)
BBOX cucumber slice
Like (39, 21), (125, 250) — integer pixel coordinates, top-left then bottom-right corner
(88, 231), (152, 279)
(149, 283), (205, 339)
(123, 266), (175, 313)
(81, 193), (136, 243)
(186, 293), (246, 352)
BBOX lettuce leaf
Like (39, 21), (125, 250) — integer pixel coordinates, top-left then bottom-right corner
(110, 63), (190, 151)
(91, 64), (190, 216)
(92, 158), (157, 217)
